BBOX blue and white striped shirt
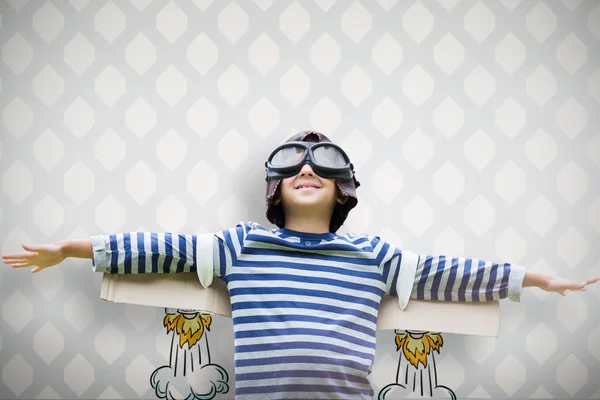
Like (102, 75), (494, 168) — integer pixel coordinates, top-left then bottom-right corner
(91, 221), (525, 399)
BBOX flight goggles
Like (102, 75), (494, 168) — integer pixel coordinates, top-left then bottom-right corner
(265, 141), (360, 187)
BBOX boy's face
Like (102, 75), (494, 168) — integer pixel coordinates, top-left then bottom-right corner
(274, 163), (347, 214)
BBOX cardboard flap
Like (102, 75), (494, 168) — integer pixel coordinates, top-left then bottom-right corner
(101, 273), (231, 317)
(101, 273), (499, 337)
(378, 296), (499, 336)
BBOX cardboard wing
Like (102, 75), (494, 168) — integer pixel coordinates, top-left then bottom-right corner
(100, 273), (499, 337)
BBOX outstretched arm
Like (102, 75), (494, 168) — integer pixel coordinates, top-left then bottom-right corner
(409, 255), (598, 303)
(408, 255), (523, 302)
(2, 233), (199, 275)
(3, 222), (253, 282)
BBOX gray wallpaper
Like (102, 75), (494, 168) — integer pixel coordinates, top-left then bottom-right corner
(1, 0), (599, 399)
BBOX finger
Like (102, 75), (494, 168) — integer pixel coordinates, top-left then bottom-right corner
(563, 281), (587, 290)
(3, 258), (30, 264)
(21, 244), (39, 252)
(31, 266), (43, 273)
(585, 277), (600, 285)
(2, 252), (37, 259)
(3, 261), (25, 267)
(11, 263), (32, 268)
(2, 257), (31, 263)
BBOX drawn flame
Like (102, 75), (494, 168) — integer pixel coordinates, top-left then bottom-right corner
(395, 332), (443, 368)
(163, 312), (212, 348)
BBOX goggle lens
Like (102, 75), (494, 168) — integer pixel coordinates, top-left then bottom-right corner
(313, 145), (347, 167)
(270, 146), (305, 167)
(270, 145), (347, 168)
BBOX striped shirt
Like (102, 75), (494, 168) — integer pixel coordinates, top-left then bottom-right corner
(91, 221), (525, 399)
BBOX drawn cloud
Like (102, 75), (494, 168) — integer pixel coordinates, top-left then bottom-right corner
(151, 363), (229, 400)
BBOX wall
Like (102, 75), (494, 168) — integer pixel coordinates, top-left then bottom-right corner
(0, 0), (599, 398)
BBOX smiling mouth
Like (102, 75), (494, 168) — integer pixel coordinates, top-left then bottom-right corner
(296, 186), (319, 190)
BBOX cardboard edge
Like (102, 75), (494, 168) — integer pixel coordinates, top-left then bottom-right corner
(377, 296), (500, 337)
(100, 273), (500, 337)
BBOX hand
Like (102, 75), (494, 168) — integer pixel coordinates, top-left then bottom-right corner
(541, 276), (600, 296)
(2, 243), (66, 273)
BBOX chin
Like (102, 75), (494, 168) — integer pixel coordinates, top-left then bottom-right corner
(285, 194), (331, 209)
(289, 198), (327, 208)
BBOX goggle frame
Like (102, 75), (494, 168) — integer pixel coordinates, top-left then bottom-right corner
(264, 141), (360, 187)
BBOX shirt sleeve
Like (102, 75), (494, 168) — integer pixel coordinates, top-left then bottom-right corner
(212, 221), (255, 282)
(410, 254), (527, 303)
(378, 236), (527, 306)
(90, 231), (200, 274)
(90, 222), (255, 284)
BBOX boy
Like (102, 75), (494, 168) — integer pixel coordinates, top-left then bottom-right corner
(3, 130), (598, 400)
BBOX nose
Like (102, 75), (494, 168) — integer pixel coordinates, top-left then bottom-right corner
(298, 163), (315, 176)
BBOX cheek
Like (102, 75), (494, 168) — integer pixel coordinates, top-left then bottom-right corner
(323, 184), (338, 201)
(279, 179), (294, 199)
(324, 180), (337, 194)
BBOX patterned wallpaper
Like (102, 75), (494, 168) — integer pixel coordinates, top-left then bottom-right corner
(0, 0), (599, 399)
